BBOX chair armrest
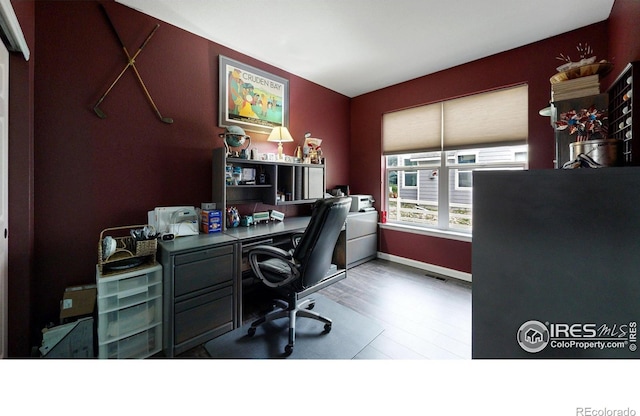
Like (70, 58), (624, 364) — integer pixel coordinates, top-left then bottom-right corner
(247, 245), (300, 288)
(248, 244), (292, 260)
(290, 233), (304, 248)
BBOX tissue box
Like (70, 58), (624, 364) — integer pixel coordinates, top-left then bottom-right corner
(201, 210), (222, 233)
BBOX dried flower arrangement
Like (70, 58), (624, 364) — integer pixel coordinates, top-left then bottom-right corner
(555, 43), (597, 72)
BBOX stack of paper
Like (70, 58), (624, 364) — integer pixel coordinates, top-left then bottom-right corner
(551, 75), (600, 101)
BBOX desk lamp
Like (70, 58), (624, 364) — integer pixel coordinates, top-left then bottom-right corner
(267, 126), (294, 160)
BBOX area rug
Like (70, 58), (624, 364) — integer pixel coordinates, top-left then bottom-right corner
(204, 294), (384, 359)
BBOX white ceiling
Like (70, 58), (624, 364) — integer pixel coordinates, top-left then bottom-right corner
(116, 0), (614, 98)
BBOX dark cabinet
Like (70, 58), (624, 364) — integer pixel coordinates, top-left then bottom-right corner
(472, 169), (640, 358)
(159, 237), (240, 357)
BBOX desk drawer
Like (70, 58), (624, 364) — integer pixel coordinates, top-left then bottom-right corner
(347, 234), (377, 266)
(346, 212), (378, 240)
(174, 251), (235, 297)
(174, 286), (233, 345)
(174, 245), (234, 265)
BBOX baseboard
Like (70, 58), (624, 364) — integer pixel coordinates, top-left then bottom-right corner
(376, 252), (472, 283)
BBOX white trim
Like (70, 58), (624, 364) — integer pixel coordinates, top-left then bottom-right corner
(379, 222), (472, 242)
(377, 252), (472, 283)
(0, 0), (30, 61)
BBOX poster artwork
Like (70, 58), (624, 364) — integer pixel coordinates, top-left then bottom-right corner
(220, 56), (288, 133)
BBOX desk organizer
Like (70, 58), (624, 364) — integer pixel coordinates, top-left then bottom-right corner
(98, 225), (158, 275)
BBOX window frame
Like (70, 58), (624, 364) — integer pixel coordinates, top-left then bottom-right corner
(385, 145), (528, 235)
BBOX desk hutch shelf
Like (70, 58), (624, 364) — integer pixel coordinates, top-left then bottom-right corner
(212, 147), (325, 229)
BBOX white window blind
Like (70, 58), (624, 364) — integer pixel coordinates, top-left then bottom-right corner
(443, 85), (528, 149)
(382, 102), (441, 154)
(382, 85), (528, 154)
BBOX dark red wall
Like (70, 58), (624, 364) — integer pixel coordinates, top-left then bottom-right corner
(603, 0), (640, 88)
(8, 0), (349, 356)
(8, 0), (35, 357)
(351, 1), (640, 275)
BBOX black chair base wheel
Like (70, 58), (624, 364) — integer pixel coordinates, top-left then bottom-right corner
(284, 344), (293, 355)
(324, 323), (332, 332)
(248, 327), (256, 337)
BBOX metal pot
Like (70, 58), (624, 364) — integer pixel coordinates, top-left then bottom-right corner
(569, 139), (623, 167)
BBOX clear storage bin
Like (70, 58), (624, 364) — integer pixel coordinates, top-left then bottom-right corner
(96, 263), (163, 358)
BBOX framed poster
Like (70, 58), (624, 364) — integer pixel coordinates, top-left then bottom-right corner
(219, 55), (289, 134)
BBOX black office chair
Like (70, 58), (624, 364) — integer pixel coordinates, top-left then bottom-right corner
(247, 197), (351, 355)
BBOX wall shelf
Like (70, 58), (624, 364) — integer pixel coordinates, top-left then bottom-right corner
(607, 61), (638, 165)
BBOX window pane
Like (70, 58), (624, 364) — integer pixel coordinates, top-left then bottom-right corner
(397, 151), (442, 166)
(450, 169), (472, 230)
(457, 171), (473, 188)
(457, 154), (476, 164)
(387, 167), (438, 226)
(403, 171), (417, 187)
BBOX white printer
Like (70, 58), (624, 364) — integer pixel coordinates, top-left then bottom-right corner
(349, 195), (375, 212)
(148, 206), (199, 237)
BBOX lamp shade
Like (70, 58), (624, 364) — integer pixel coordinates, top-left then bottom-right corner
(267, 127), (294, 143)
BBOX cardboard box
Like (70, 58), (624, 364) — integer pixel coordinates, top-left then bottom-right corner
(201, 209), (222, 233)
(59, 285), (96, 321)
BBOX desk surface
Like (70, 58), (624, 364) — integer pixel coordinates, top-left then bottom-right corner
(223, 216), (310, 241)
(159, 216), (311, 253)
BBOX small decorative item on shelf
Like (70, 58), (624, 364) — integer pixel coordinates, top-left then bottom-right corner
(555, 106), (608, 142)
(556, 106), (622, 168)
(551, 43), (613, 84)
(219, 125), (251, 157)
(226, 206), (240, 228)
(303, 136), (322, 164)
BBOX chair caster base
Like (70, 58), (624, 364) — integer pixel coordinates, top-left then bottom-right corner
(284, 344), (293, 356)
(247, 327), (256, 337)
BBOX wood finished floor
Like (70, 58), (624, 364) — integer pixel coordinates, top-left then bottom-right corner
(178, 259), (472, 359)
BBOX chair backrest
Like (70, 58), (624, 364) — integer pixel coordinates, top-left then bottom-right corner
(292, 197), (351, 289)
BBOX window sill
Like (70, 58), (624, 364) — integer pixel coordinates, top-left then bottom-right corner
(379, 222), (472, 243)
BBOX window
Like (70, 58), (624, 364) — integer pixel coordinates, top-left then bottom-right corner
(402, 158), (418, 188)
(382, 85), (528, 234)
(456, 170), (473, 190)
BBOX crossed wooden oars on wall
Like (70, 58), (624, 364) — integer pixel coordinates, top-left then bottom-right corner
(93, 6), (173, 123)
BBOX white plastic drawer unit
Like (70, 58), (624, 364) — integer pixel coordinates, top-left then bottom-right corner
(96, 263), (163, 358)
(98, 269), (161, 298)
(98, 297), (162, 341)
(99, 325), (162, 359)
(97, 277), (162, 311)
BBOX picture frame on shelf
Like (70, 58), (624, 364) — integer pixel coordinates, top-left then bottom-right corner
(219, 55), (289, 134)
